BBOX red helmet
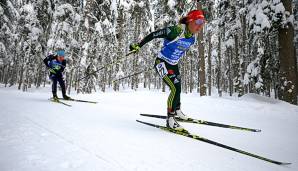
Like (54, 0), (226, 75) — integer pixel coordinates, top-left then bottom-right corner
(186, 10), (205, 22)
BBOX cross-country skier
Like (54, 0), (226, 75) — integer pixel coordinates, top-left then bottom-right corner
(43, 49), (71, 101)
(130, 10), (205, 131)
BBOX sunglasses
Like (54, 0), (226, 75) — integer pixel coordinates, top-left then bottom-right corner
(195, 19), (205, 25)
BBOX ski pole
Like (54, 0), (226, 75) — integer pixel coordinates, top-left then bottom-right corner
(125, 50), (138, 57)
(77, 50), (136, 81)
(113, 68), (154, 83)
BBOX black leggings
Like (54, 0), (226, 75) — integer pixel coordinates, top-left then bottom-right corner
(50, 75), (66, 96)
(154, 58), (181, 113)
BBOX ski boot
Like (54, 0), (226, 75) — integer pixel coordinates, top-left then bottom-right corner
(175, 109), (188, 120)
(166, 111), (188, 133)
(175, 104), (189, 120)
(52, 94), (59, 102)
(63, 94), (71, 100)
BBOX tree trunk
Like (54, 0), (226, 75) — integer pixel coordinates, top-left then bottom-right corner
(278, 0), (297, 105)
(228, 48), (233, 96)
(217, 32), (222, 97)
(190, 57), (193, 93)
(207, 31), (212, 96)
(131, 6), (141, 91)
(197, 3), (206, 96)
(114, 8), (125, 91)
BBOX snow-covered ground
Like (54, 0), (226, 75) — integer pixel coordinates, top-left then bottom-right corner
(0, 85), (297, 171)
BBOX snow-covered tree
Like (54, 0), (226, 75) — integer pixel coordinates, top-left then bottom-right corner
(0, 0), (297, 105)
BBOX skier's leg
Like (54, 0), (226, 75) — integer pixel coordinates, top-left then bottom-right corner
(154, 58), (176, 113)
(171, 72), (181, 112)
(163, 74), (177, 114)
(51, 75), (58, 99)
(154, 58), (185, 131)
(163, 64), (181, 114)
(57, 76), (70, 100)
(169, 67), (188, 119)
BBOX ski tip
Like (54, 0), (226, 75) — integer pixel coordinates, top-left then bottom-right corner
(136, 120), (151, 126)
(279, 162), (291, 165)
(136, 120), (148, 126)
(86, 101), (98, 104)
(255, 129), (261, 132)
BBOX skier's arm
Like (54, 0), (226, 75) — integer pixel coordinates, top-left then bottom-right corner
(138, 25), (183, 47)
(130, 25), (183, 52)
(138, 28), (168, 47)
(43, 55), (55, 68)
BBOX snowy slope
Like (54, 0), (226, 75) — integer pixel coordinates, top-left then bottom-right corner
(0, 85), (297, 171)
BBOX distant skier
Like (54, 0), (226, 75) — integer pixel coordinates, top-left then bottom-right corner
(43, 49), (70, 101)
(130, 10), (205, 131)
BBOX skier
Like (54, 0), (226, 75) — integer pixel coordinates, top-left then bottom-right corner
(43, 49), (71, 101)
(130, 10), (205, 131)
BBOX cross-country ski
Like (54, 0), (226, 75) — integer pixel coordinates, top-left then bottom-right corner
(140, 113), (261, 132)
(136, 120), (290, 165)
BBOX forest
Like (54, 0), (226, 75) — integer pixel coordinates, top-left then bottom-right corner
(0, 0), (297, 104)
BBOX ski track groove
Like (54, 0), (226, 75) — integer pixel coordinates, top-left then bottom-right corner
(21, 115), (129, 171)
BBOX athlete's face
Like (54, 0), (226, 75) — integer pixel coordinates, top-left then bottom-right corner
(57, 56), (64, 62)
(187, 19), (205, 34)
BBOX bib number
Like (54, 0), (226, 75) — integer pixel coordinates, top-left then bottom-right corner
(156, 62), (168, 78)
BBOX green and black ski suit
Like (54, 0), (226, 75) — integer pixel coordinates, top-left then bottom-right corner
(137, 25), (196, 114)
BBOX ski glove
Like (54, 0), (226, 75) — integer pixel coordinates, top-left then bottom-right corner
(49, 68), (56, 74)
(49, 65), (61, 74)
(129, 43), (141, 53)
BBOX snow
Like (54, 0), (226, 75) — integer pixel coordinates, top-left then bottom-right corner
(225, 38), (234, 48)
(53, 39), (65, 49)
(255, 80), (263, 89)
(248, 3), (271, 33)
(258, 47), (265, 55)
(110, 0), (118, 18)
(137, 1), (145, 8)
(22, 3), (34, 14)
(61, 21), (71, 33)
(116, 70), (125, 78)
(95, 22), (104, 37)
(81, 42), (89, 66)
(274, 2), (285, 14)
(246, 58), (260, 77)
(0, 85), (297, 171)
(47, 38), (55, 49)
(0, 6), (4, 15)
(7, 0), (20, 19)
(102, 18), (111, 26)
(287, 14), (294, 26)
(239, 7), (246, 15)
(119, 0), (131, 10)
(167, 0), (176, 10)
(0, 42), (7, 55)
(84, 18), (89, 29)
(54, 4), (74, 19)
(74, 13), (81, 24)
(29, 27), (42, 41)
(255, 8), (271, 31)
